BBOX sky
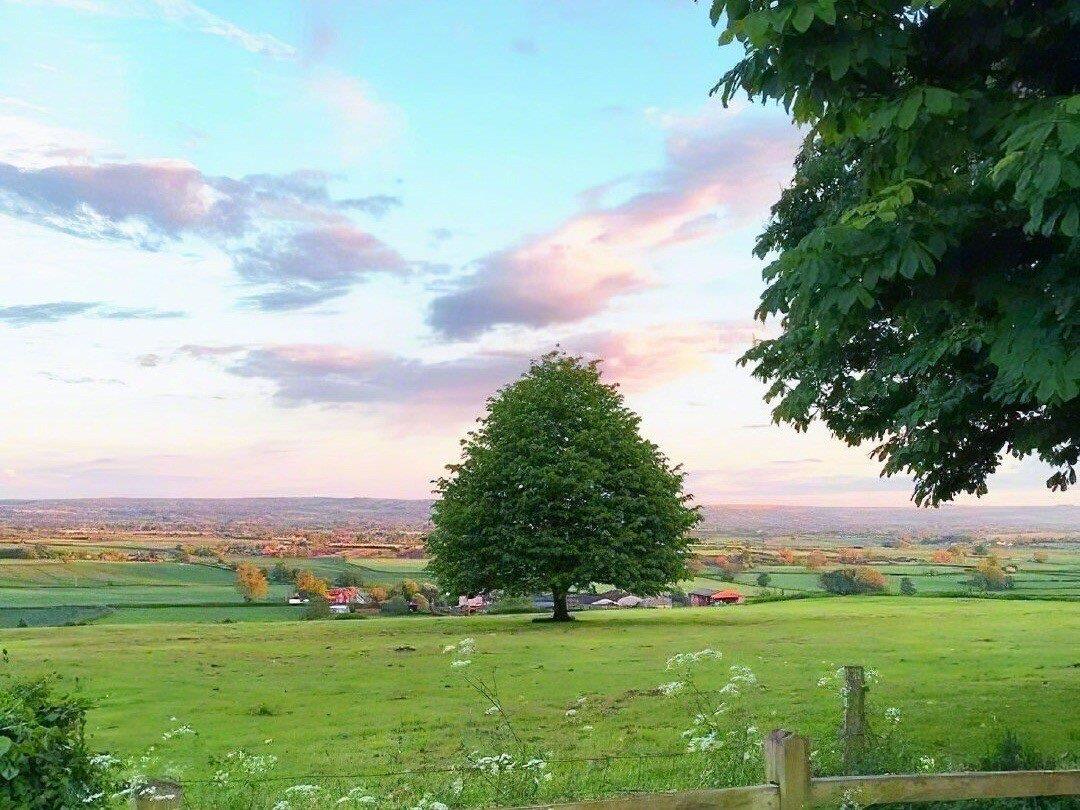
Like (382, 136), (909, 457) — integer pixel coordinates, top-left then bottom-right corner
(0, 0), (1071, 507)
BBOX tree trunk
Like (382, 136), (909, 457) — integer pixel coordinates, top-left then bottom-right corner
(551, 588), (572, 621)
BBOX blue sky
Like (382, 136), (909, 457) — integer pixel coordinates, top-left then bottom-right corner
(0, 0), (1071, 506)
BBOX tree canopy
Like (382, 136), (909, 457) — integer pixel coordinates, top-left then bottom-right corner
(710, 0), (1078, 505)
(428, 352), (700, 621)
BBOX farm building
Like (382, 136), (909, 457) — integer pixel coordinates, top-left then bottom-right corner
(689, 587), (745, 606)
(457, 594), (487, 614)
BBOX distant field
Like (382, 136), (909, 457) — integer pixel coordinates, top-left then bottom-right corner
(2, 599), (1076, 808)
(0, 560), (293, 608)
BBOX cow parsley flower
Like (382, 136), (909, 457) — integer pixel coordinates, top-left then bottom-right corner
(657, 681), (685, 696)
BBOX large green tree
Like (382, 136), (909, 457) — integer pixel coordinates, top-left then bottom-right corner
(710, 0), (1078, 505)
(428, 352), (700, 621)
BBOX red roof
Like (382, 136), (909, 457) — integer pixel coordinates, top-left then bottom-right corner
(714, 589), (743, 599)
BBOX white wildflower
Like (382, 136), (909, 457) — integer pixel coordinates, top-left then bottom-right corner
(666, 649), (722, 670)
(284, 785), (322, 797)
(657, 680), (685, 696)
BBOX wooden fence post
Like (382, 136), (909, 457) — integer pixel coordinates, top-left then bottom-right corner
(841, 665), (867, 774)
(132, 779), (183, 809)
(765, 729), (811, 810)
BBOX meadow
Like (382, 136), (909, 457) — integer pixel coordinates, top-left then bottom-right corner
(1, 598), (1077, 807)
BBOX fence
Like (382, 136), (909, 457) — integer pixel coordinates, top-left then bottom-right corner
(133, 666), (1080, 809)
(515, 730), (1080, 810)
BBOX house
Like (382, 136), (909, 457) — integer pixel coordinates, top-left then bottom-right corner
(689, 587), (719, 606)
(640, 595), (672, 609)
(689, 587), (745, 606)
(590, 598), (616, 607)
(327, 587), (369, 606)
(458, 594), (487, 614)
(713, 588), (744, 605)
(595, 589), (629, 602)
(616, 595), (644, 607)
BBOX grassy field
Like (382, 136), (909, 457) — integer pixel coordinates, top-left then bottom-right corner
(0, 560), (296, 608)
(1, 598), (1076, 807)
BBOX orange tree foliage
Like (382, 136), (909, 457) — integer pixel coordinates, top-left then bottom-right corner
(855, 566), (887, 591)
(837, 547), (867, 564)
(235, 562), (269, 602)
(776, 547), (796, 565)
(804, 550), (827, 569)
(820, 566), (887, 595)
(294, 569), (329, 599)
(930, 548), (955, 565)
(971, 556), (1012, 591)
(367, 585), (388, 603)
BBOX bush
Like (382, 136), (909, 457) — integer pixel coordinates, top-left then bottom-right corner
(300, 598), (332, 620)
(820, 567), (886, 595)
(0, 674), (118, 808)
(333, 570), (365, 588)
(380, 596), (411, 616)
(756, 573), (771, 588)
(899, 577), (917, 595)
(969, 557), (1013, 591)
(411, 593), (431, 613)
(487, 596), (539, 615)
(268, 561), (297, 583)
(668, 587), (690, 607)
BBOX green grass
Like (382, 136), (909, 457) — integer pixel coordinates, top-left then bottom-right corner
(94, 604), (304, 624)
(1, 598), (1076, 807)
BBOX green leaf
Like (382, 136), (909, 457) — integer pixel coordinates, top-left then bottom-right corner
(792, 4), (815, 32)
(1061, 204), (1078, 236)
(923, 87), (954, 114)
(896, 90), (923, 129)
(709, 0), (725, 25)
(828, 48), (850, 80)
(815, 0), (836, 25)
(742, 11), (771, 45)
(0, 736), (10, 757)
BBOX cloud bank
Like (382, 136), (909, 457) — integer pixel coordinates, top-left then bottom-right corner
(429, 113), (798, 339)
(0, 300), (185, 326)
(183, 320), (759, 422)
(0, 157), (407, 309)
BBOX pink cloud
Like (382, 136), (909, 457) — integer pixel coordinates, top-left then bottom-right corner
(429, 111), (799, 339)
(309, 70), (403, 160)
(210, 320), (759, 423)
(0, 155), (406, 308)
(574, 321), (762, 391)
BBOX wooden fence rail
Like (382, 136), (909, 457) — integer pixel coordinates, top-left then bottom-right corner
(520, 730), (1080, 810)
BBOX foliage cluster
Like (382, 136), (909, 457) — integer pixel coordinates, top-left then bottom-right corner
(820, 566), (888, 595)
(712, 0), (1079, 505)
(0, 673), (118, 808)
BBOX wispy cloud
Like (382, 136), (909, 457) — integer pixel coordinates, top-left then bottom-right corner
(428, 109), (798, 339)
(149, 0), (297, 60)
(187, 320), (758, 422)
(307, 69), (404, 161)
(10, 0), (297, 60)
(38, 371), (125, 385)
(0, 301), (185, 326)
(0, 156), (407, 309)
